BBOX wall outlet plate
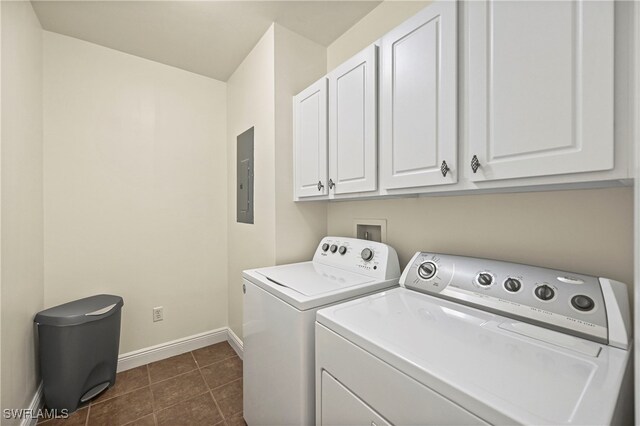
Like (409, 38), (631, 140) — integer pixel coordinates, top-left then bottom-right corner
(153, 306), (163, 322)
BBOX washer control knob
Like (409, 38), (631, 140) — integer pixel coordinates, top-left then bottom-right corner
(571, 295), (595, 312)
(361, 248), (374, 262)
(476, 273), (493, 287)
(535, 285), (555, 301)
(330, 244), (338, 253)
(322, 243), (330, 252)
(418, 261), (437, 280)
(338, 246), (347, 255)
(503, 278), (522, 292)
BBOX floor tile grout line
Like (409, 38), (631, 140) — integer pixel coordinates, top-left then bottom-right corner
(129, 410), (159, 426)
(148, 365), (201, 387)
(210, 389), (227, 421)
(147, 351), (238, 386)
(145, 363), (151, 388)
(146, 363), (154, 410)
(210, 376), (242, 393)
(91, 381), (149, 407)
(90, 364), (151, 407)
(206, 374), (242, 394)
(151, 367), (212, 412)
(195, 353), (238, 370)
(91, 383), (151, 409)
(153, 389), (214, 420)
(198, 356), (242, 390)
(89, 386), (155, 426)
(148, 358), (199, 384)
(92, 390), (155, 426)
(210, 376), (243, 420)
(120, 411), (154, 426)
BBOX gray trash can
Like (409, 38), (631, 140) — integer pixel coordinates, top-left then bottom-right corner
(34, 294), (124, 412)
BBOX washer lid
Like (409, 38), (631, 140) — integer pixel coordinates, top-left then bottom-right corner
(256, 262), (375, 296)
(243, 261), (396, 311)
(316, 288), (630, 425)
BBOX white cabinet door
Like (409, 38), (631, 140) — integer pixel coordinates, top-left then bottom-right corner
(328, 45), (378, 195)
(468, 0), (614, 182)
(380, 1), (458, 190)
(293, 78), (328, 198)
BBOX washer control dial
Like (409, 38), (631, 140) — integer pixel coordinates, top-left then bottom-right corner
(503, 278), (522, 293)
(571, 295), (595, 312)
(338, 246), (347, 255)
(361, 248), (374, 262)
(535, 284), (555, 301)
(322, 243), (330, 252)
(476, 272), (494, 287)
(417, 261), (437, 280)
(330, 244), (338, 253)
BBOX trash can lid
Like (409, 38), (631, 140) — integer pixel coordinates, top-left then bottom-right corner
(35, 294), (124, 326)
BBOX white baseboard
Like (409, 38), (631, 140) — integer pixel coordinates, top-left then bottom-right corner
(117, 327), (229, 372)
(19, 383), (43, 426)
(226, 327), (244, 359)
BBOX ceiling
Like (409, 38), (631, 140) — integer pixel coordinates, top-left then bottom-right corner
(31, 1), (381, 81)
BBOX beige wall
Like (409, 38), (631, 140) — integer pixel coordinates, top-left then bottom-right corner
(227, 26), (277, 338)
(274, 25), (327, 265)
(43, 32), (228, 354)
(326, 2), (634, 290)
(327, 1), (429, 71)
(328, 189), (634, 286)
(1, 0), (44, 418)
(227, 25), (327, 339)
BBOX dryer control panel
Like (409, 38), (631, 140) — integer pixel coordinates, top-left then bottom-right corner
(400, 252), (631, 349)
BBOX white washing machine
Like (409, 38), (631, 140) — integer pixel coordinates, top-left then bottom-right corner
(316, 252), (633, 425)
(242, 236), (400, 426)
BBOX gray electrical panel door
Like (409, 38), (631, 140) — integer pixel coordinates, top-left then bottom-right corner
(237, 127), (254, 224)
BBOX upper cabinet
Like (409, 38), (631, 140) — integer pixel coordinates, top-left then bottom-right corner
(379, 1), (458, 190)
(293, 78), (328, 199)
(294, 45), (378, 200)
(292, 0), (630, 201)
(467, 0), (614, 182)
(328, 45), (378, 195)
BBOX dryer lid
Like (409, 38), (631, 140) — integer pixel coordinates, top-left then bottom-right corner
(256, 262), (374, 296)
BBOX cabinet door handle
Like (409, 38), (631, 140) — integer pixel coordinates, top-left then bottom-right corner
(440, 161), (450, 177)
(328, 179), (335, 189)
(471, 155), (480, 173)
(317, 180), (324, 191)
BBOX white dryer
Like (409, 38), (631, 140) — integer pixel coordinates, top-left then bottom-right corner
(316, 252), (633, 425)
(242, 237), (400, 426)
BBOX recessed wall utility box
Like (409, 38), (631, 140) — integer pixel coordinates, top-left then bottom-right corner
(354, 219), (387, 243)
(237, 127), (254, 224)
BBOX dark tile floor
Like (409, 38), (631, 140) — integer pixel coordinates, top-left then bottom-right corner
(39, 342), (245, 426)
